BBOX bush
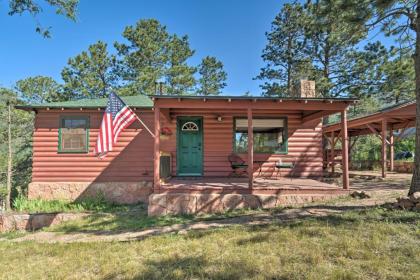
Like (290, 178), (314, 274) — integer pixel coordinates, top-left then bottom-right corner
(12, 193), (128, 213)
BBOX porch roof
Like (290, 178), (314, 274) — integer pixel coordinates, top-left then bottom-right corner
(152, 95), (358, 102)
(323, 100), (416, 136)
(152, 95), (358, 124)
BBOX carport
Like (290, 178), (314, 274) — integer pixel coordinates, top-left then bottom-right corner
(323, 101), (416, 178)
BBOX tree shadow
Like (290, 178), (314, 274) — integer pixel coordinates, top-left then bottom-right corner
(114, 255), (279, 280)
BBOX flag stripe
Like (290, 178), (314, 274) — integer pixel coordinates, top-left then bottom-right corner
(114, 114), (136, 142)
(113, 108), (132, 134)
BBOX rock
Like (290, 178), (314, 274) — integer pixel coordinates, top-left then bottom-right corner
(350, 191), (371, 199)
(397, 197), (415, 209)
(415, 203), (420, 210)
(409, 192), (420, 203)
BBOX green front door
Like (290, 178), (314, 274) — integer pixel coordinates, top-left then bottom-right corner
(177, 117), (203, 176)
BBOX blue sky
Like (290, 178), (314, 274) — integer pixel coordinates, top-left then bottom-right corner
(1, 0), (399, 96)
(0, 0), (288, 95)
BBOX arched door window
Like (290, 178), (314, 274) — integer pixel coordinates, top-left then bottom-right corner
(181, 121), (199, 131)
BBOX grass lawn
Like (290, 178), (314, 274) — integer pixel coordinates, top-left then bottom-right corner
(1, 207), (419, 279)
(42, 203), (259, 234)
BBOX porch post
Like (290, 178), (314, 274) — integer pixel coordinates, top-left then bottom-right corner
(247, 107), (253, 188)
(154, 106), (161, 192)
(341, 110), (349, 189)
(381, 119), (387, 178)
(390, 126), (394, 172)
(330, 131), (335, 173)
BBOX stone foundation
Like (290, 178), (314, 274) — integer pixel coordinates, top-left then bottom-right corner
(393, 161), (414, 173)
(0, 212), (87, 233)
(148, 192), (345, 216)
(28, 181), (153, 204)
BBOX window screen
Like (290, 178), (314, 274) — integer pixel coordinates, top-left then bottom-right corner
(59, 116), (89, 153)
(234, 118), (287, 153)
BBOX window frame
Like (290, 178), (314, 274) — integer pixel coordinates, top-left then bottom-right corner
(233, 116), (288, 154)
(58, 115), (90, 154)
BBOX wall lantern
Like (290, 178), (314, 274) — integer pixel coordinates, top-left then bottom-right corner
(216, 115), (223, 122)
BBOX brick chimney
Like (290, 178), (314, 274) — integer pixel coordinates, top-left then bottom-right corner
(292, 80), (316, 98)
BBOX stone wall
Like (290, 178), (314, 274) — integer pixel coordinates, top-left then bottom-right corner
(350, 160), (414, 174)
(148, 192), (345, 216)
(28, 181), (153, 204)
(393, 161), (414, 173)
(0, 212), (87, 233)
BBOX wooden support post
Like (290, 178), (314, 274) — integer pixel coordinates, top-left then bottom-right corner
(381, 119), (387, 178)
(341, 110), (349, 190)
(348, 136), (352, 167)
(330, 131), (335, 173)
(154, 107), (161, 192)
(247, 107), (253, 188)
(390, 127), (394, 172)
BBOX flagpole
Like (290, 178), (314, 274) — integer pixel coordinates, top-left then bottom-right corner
(128, 107), (156, 138)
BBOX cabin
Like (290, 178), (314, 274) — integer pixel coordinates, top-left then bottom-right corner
(17, 83), (357, 216)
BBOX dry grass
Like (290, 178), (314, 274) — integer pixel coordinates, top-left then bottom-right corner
(1, 207), (419, 279)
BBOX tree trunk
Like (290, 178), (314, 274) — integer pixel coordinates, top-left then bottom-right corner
(409, 0), (420, 195)
(287, 37), (292, 96)
(6, 103), (12, 211)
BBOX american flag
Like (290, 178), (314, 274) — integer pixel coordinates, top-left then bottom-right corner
(95, 92), (137, 158)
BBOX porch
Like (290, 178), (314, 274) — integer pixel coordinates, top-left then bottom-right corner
(152, 95), (356, 191)
(149, 176), (348, 216)
(159, 176), (344, 195)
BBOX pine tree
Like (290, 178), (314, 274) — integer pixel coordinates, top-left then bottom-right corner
(197, 56), (227, 95)
(62, 41), (118, 99)
(166, 35), (196, 95)
(115, 19), (170, 95)
(15, 76), (64, 103)
(115, 19), (200, 95)
(256, 3), (310, 96)
(303, 1), (367, 98)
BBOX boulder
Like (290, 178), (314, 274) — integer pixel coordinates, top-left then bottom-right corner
(397, 197), (415, 209)
(409, 192), (420, 203)
(350, 191), (371, 199)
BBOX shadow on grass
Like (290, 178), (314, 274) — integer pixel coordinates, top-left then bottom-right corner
(44, 201), (420, 243)
(103, 256), (280, 280)
(47, 204), (262, 236)
(183, 205), (420, 241)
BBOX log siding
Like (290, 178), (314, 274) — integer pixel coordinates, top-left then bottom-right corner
(32, 109), (154, 182)
(32, 108), (323, 183)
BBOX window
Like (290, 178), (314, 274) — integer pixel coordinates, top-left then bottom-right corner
(234, 118), (287, 153)
(181, 121), (199, 131)
(59, 116), (89, 153)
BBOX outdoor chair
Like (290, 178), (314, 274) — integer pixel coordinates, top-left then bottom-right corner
(228, 153), (248, 177)
(275, 157), (297, 180)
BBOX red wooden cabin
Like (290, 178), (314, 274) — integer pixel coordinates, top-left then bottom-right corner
(17, 92), (357, 216)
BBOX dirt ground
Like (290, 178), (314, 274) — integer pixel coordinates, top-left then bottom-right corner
(4, 171), (412, 243)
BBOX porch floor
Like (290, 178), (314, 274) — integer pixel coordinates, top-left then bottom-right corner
(159, 176), (345, 195)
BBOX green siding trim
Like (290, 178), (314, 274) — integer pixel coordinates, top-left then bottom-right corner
(232, 116), (288, 154)
(58, 115), (90, 154)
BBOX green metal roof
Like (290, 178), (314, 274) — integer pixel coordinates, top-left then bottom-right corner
(151, 95), (359, 102)
(15, 95), (153, 110)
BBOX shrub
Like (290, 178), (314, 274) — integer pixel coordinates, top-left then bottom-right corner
(12, 193), (128, 213)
